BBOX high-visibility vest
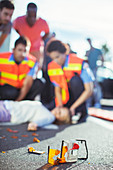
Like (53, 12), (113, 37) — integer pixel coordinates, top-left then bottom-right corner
(0, 52), (36, 88)
(48, 53), (83, 106)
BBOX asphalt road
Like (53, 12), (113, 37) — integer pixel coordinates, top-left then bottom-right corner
(0, 116), (113, 170)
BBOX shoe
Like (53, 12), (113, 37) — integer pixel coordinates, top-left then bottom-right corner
(77, 110), (88, 124)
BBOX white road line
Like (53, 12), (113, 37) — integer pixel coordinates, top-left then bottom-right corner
(88, 116), (113, 131)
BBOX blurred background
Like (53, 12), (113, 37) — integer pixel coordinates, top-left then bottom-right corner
(9, 0), (113, 59)
(1, 0), (113, 102)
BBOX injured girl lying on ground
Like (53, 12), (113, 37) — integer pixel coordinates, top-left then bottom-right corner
(0, 100), (71, 131)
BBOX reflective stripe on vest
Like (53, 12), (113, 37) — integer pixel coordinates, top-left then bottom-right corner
(55, 88), (69, 106)
(63, 54), (83, 81)
(48, 68), (64, 76)
(48, 61), (69, 106)
(22, 60), (35, 68)
(0, 58), (15, 65)
(63, 63), (82, 71)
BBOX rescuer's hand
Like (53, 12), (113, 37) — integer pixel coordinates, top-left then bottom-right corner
(70, 106), (75, 116)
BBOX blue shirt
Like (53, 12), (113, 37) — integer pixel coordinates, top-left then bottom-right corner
(87, 48), (102, 71)
(80, 61), (94, 83)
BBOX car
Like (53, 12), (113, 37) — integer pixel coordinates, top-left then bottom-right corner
(97, 62), (113, 99)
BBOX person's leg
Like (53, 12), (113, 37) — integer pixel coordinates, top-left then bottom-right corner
(25, 78), (46, 100)
(0, 84), (19, 100)
(93, 81), (102, 108)
(69, 75), (88, 123)
(92, 69), (102, 108)
(0, 101), (11, 122)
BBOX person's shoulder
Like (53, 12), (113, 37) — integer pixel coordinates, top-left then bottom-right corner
(38, 17), (46, 21)
(48, 60), (55, 66)
(94, 48), (102, 55)
(93, 47), (101, 52)
(69, 53), (83, 62)
(48, 60), (59, 69)
(0, 52), (12, 58)
(97, 48), (102, 52)
(37, 17), (48, 24)
(13, 16), (26, 29)
(14, 15), (25, 22)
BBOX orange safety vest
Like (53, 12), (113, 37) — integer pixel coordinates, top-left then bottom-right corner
(48, 53), (83, 106)
(0, 52), (36, 88)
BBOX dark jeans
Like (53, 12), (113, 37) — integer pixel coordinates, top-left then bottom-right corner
(0, 79), (45, 100)
(65, 75), (87, 114)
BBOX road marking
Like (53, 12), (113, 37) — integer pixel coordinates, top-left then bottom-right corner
(88, 116), (113, 131)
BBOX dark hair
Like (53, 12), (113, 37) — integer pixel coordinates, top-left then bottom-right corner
(47, 40), (66, 54)
(0, 0), (14, 10)
(14, 36), (27, 48)
(87, 38), (91, 41)
(27, 2), (37, 11)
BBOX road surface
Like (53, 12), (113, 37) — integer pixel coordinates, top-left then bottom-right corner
(0, 115), (113, 169)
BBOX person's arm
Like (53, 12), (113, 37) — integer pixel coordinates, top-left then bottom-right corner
(42, 32), (49, 41)
(0, 22), (12, 47)
(0, 33), (8, 47)
(55, 86), (63, 107)
(98, 50), (104, 66)
(41, 19), (50, 41)
(70, 82), (93, 115)
(16, 75), (33, 101)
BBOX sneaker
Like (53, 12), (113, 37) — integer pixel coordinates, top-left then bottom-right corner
(77, 114), (88, 124)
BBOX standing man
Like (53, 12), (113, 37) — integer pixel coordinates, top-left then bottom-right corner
(13, 2), (50, 69)
(0, 0), (14, 49)
(47, 40), (94, 123)
(0, 36), (45, 101)
(86, 38), (104, 108)
(86, 38), (104, 77)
